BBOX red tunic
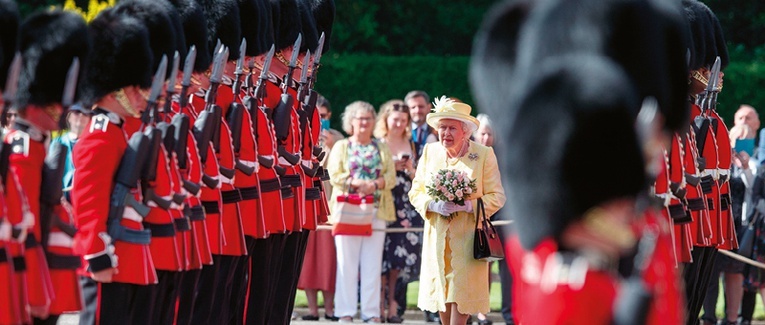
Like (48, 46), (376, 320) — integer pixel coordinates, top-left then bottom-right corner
(506, 236), (618, 324)
(684, 126), (712, 247)
(253, 90), (285, 235)
(0, 187), (23, 325)
(5, 173), (30, 323)
(692, 104), (722, 246)
(47, 205), (83, 315)
(145, 144), (182, 272)
(235, 105), (266, 239)
(709, 110), (737, 250)
(668, 134), (692, 263)
(5, 125), (55, 313)
(72, 113), (157, 285)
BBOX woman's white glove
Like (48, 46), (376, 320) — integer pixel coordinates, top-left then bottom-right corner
(455, 200), (473, 213)
(428, 201), (460, 216)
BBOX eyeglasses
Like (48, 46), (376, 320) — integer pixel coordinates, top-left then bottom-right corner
(392, 104), (410, 112)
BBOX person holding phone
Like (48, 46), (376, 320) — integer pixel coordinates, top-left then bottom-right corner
(374, 100), (420, 323)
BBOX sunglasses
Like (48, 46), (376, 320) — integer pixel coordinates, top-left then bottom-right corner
(391, 103), (410, 112)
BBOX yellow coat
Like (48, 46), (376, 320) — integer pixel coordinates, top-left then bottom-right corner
(409, 141), (506, 314)
(327, 139), (397, 222)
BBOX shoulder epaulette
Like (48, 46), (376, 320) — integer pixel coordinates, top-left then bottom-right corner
(90, 114), (110, 133)
(9, 131), (29, 157)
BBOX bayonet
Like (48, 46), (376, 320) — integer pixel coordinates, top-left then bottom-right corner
(163, 51), (181, 114)
(255, 45), (275, 102)
(703, 57), (721, 110)
(205, 46), (226, 109)
(309, 32), (325, 88)
(141, 55), (168, 125)
(282, 34), (302, 92)
(297, 50), (311, 102)
(179, 45), (197, 108)
(62, 57), (80, 109)
(244, 57), (256, 93)
(233, 39), (247, 99)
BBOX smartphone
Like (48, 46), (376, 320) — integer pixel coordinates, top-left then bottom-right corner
(735, 138), (755, 157)
(400, 154), (411, 161)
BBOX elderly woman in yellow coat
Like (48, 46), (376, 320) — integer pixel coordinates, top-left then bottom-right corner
(409, 97), (506, 325)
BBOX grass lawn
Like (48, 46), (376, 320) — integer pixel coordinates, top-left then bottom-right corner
(295, 265), (765, 319)
(295, 262), (504, 311)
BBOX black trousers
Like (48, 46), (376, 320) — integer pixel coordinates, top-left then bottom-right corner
(230, 237), (257, 325)
(148, 270), (183, 325)
(191, 256), (222, 324)
(685, 247), (717, 325)
(267, 231), (309, 325)
(209, 254), (241, 324)
(245, 235), (279, 325)
(98, 282), (152, 325)
(79, 276), (98, 325)
(177, 268), (202, 325)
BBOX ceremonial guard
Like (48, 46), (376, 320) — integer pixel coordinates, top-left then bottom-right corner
(681, 1), (735, 322)
(10, 10), (91, 325)
(166, 0), (214, 324)
(470, 0), (690, 323)
(72, 8), (158, 324)
(0, 2), (22, 323)
(190, 0), (247, 323)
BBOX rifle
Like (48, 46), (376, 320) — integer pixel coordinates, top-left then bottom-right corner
(40, 58), (81, 248)
(107, 132), (152, 244)
(138, 56), (173, 210)
(227, 101), (255, 175)
(157, 122), (186, 205)
(612, 228), (658, 325)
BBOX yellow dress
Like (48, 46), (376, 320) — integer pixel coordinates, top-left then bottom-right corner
(409, 141), (506, 315)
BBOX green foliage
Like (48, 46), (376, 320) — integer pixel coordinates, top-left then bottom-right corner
(314, 53), (474, 131)
(704, 0), (765, 51)
(331, 0), (495, 55)
(715, 59), (765, 123)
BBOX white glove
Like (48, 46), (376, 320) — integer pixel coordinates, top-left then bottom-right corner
(428, 201), (460, 216)
(454, 200), (473, 213)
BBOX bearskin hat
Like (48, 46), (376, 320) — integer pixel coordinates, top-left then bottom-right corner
(505, 55), (646, 250)
(0, 0), (19, 90)
(297, 0), (318, 53)
(683, 0), (728, 70)
(170, 0), (212, 72)
(238, 0), (269, 56)
(199, 0), (242, 61)
(271, 0), (302, 51)
(113, 0), (179, 75)
(309, 0), (334, 54)
(152, 0), (188, 67)
(16, 10), (89, 109)
(79, 9), (153, 106)
(471, 0), (689, 134)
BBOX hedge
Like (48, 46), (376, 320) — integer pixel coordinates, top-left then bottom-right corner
(315, 53), (765, 131)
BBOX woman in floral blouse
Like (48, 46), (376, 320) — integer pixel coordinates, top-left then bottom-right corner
(327, 101), (396, 323)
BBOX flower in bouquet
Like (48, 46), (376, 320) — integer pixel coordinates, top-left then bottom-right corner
(426, 169), (477, 220)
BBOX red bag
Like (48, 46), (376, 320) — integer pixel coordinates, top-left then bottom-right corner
(331, 194), (376, 236)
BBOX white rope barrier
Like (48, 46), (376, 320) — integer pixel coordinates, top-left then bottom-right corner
(716, 249), (765, 270)
(314, 219), (513, 233)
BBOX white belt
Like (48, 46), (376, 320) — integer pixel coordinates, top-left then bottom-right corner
(241, 160), (260, 173)
(220, 173), (234, 185)
(301, 159), (312, 169)
(123, 206), (143, 223)
(718, 169), (729, 177)
(702, 168), (718, 180)
(654, 193), (671, 207)
(48, 232), (73, 248)
(278, 157), (291, 166)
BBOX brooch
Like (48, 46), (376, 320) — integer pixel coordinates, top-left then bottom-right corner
(468, 153), (479, 161)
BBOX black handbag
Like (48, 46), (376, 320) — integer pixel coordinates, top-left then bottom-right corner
(473, 199), (505, 262)
(738, 211), (761, 258)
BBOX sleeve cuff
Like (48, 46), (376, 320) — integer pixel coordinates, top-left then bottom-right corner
(87, 252), (115, 272)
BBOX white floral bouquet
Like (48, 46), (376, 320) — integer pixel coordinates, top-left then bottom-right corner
(426, 169), (477, 220)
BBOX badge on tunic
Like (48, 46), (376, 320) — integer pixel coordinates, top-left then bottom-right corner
(468, 153), (479, 161)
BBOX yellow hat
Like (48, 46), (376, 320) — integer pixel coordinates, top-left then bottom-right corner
(426, 96), (480, 133)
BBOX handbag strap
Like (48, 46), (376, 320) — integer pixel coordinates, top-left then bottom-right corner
(474, 198), (487, 230)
